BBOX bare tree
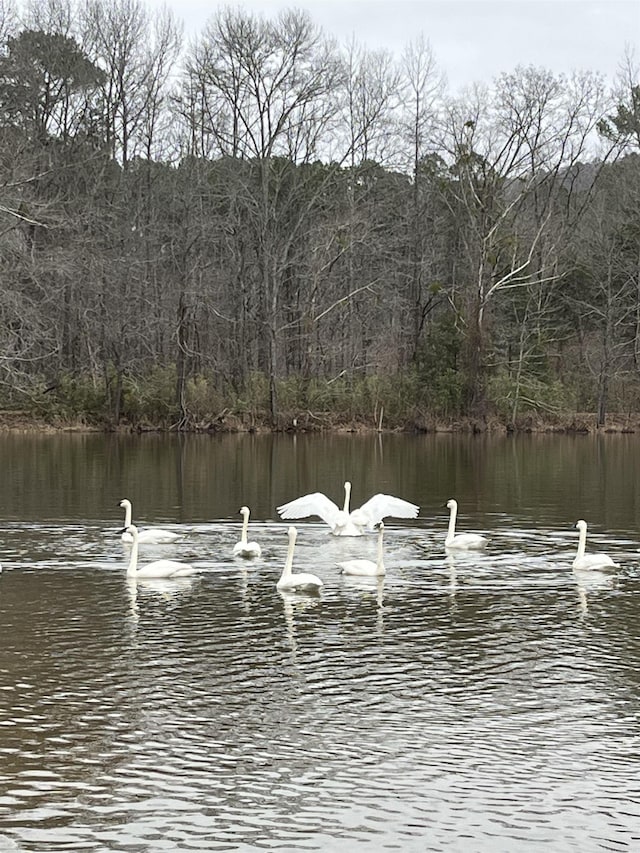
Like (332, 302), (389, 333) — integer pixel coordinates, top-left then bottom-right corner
(398, 34), (446, 360)
(183, 7), (343, 421)
(0, 0), (17, 44)
(441, 66), (617, 409)
(82, 0), (180, 167)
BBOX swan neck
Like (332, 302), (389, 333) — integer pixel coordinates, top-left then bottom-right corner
(241, 512), (249, 543)
(127, 534), (139, 576)
(282, 533), (296, 579)
(447, 503), (457, 538)
(376, 525), (384, 569)
(576, 525), (586, 559)
(343, 482), (351, 514)
(122, 501), (132, 527)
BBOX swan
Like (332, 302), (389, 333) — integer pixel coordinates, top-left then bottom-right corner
(233, 506), (262, 558)
(119, 499), (181, 544)
(277, 481), (419, 536)
(338, 522), (386, 576)
(572, 519), (616, 570)
(121, 525), (196, 579)
(276, 527), (323, 593)
(445, 499), (488, 550)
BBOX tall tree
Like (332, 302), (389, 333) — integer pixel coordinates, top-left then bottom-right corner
(441, 67), (615, 410)
(399, 34), (446, 361)
(82, 0), (180, 167)
(184, 7), (342, 420)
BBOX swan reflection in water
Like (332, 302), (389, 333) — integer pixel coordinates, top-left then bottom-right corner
(572, 565), (617, 617)
(341, 574), (386, 636)
(279, 591), (322, 662)
(445, 554), (458, 611)
(127, 575), (197, 623)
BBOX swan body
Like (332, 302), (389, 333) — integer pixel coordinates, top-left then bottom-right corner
(119, 499), (181, 544)
(445, 499), (488, 550)
(572, 519), (616, 570)
(276, 527), (323, 592)
(338, 522), (386, 576)
(122, 525), (195, 579)
(277, 481), (419, 537)
(233, 506), (262, 558)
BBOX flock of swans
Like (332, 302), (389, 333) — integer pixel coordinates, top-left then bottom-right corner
(116, 480), (619, 591)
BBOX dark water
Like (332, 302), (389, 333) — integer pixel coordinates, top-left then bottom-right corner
(0, 432), (639, 851)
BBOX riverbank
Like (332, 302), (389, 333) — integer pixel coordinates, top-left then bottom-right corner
(2, 409), (640, 435)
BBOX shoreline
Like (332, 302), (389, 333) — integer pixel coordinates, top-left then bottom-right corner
(2, 410), (640, 436)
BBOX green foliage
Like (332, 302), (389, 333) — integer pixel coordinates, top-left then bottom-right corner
(0, 30), (105, 140)
(185, 375), (227, 420)
(487, 369), (576, 419)
(272, 372), (423, 425)
(597, 85), (640, 146)
(414, 315), (466, 415)
(235, 374), (270, 413)
(37, 373), (107, 424)
(120, 366), (178, 424)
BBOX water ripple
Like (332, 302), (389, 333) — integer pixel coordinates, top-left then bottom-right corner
(0, 519), (639, 850)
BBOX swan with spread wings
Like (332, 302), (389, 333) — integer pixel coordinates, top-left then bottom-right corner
(277, 481), (419, 536)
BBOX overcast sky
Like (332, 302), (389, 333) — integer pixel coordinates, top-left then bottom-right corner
(153, 0), (638, 91)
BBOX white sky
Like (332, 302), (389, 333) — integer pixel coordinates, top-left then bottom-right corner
(153, 0), (639, 92)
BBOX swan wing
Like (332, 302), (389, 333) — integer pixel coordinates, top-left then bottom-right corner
(136, 560), (195, 578)
(138, 528), (181, 544)
(338, 559), (383, 576)
(573, 554), (616, 570)
(277, 493), (342, 527)
(233, 541), (262, 558)
(353, 494), (420, 528)
(446, 533), (488, 551)
(277, 572), (323, 592)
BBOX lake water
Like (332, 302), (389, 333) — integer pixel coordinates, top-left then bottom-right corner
(0, 432), (639, 851)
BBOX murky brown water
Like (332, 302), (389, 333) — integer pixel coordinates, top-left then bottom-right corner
(0, 433), (639, 851)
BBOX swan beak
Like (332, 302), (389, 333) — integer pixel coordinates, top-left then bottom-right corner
(118, 526), (129, 534)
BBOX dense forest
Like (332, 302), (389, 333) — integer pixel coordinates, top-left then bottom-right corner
(0, 0), (638, 431)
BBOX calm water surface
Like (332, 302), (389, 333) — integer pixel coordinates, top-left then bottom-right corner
(0, 433), (639, 851)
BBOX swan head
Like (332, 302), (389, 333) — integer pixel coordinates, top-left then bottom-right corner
(576, 519), (587, 532)
(120, 524), (138, 537)
(119, 499), (131, 509)
(240, 506), (250, 516)
(446, 499), (457, 510)
(288, 526), (297, 544)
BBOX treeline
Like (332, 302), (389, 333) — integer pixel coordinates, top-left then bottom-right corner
(0, 0), (638, 430)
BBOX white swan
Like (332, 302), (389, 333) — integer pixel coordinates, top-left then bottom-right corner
(122, 525), (196, 579)
(572, 519), (617, 570)
(277, 481), (419, 536)
(338, 522), (386, 576)
(276, 527), (323, 593)
(445, 499), (488, 550)
(233, 506), (262, 558)
(119, 499), (181, 544)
